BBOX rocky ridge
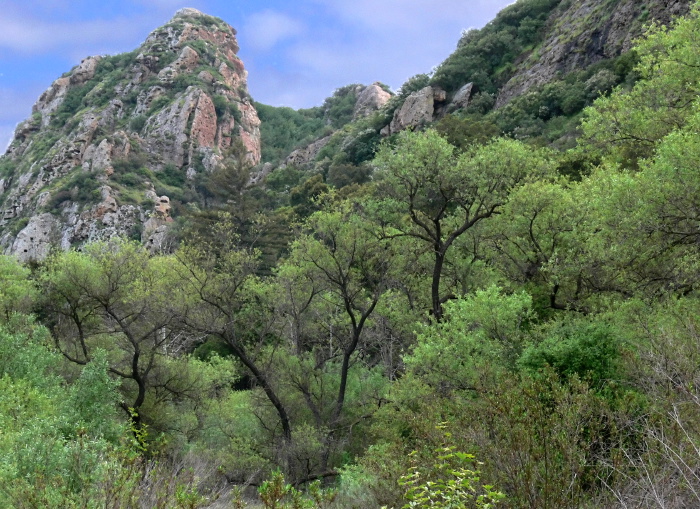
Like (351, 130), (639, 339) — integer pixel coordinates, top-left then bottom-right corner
(0, 8), (260, 260)
(495, 0), (691, 107)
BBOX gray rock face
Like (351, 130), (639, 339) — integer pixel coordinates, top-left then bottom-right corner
(388, 86), (447, 135)
(450, 83), (474, 111)
(353, 83), (392, 119)
(495, 0), (691, 107)
(0, 9), (261, 259)
(33, 57), (102, 127)
(285, 136), (332, 167)
(12, 213), (60, 262)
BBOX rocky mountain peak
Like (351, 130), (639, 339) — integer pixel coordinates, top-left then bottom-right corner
(0, 9), (261, 260)
(173, 7), (207, 19)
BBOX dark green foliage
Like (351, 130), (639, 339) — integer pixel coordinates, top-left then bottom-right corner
(230, 102), (242, 123)
(47, 51), (140, 128)
(255, 85), (368, 164)
(45, 189), (72, 211)
(323, 84), (361, 128)
(398, 74), (431, 98)
(158, 163), (186, 188)
(183, 40), (215, 62)
(111, 152), (153, 189)
(50, 83), (94, 128)
(434, 114), (500, 149)
(146, 96), (171, 116)
(344, 128), (382, 165)
(265, 165), (306, 193)
(255, 102), (327, 163)
(0, 158), (17, 179)
(129, 115), (147, 133)
(431, 0), (563, 95)
(47, 171), (102, 211)
(327, 162), (372, 189)
(519, 319), (621, 387)
(193, 337), (235, 361)
(9, 217), (30, 235)
(289, 174), (328, 216)
(483, 57), (631, 140)
(94, 51), (138, 75)
(171, 73), (203, 93)
(212, 94), (229, 117)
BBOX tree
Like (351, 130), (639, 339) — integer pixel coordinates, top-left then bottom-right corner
(285, 202), (396, 420)
(172, 219), (296, 451)
(0, 254), (37, 321)
(40, 239), (195, 433)
(484, 179), (588, 312)
(374, 129), (553, 319)
(275, 201), (399, 472)
(580, 2), (700, 166)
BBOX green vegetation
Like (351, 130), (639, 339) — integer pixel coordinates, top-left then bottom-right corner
(5, 1), (700, 507)
(255, 84), (381, 164)
(256, 102), (328, 163)
(431, 0), (564, 94)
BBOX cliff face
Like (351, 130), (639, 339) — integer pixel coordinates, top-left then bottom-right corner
(0, 8), (260, 260)
(495, 0), (691, 107)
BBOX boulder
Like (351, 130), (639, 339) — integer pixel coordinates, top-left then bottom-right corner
(285, 136), (332, 167)
(11, 213), (60, 262)
(451, 83), (474, 111)
(388, 86), (446, 134)
(353, 83), (392, 119)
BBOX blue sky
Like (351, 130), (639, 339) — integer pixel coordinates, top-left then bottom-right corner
(0, 0), (514, 151)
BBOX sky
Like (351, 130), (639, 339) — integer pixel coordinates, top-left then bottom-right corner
(0, 0), (515, 151)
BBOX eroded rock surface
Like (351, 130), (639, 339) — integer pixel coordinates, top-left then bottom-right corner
(496, 0), (691, 107)
(0, 8), (261, 259)
(387, 86), (447, 135)
(353, 83), (392, 119)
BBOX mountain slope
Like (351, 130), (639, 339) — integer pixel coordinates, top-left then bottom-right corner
(0, 8), (260, 260)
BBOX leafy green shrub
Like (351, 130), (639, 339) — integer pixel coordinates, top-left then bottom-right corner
(327, 162), (371, 188)
(111, 153), (153, 189)
(230, 102), (242, 123)
(258, 470), (337, 509)
(51, 83), (95, 128)
(265, 165), (305, 193)
(399, 443), (505, 508)
(519, 319), (621, 387)
(146, 96), (171, 116)
(9, 216), (30, 236)
(0, 158), (16, 179)
(27, 133), (60, 163)
(70, 172), (103, 204)
(129, 115), (147, 133)
(46, 189), (72, 211)
(172, 73), (203, 93)
(212, 94), (229, 117)
(323, 84), (360, 128)
(157, 163), (186, 188)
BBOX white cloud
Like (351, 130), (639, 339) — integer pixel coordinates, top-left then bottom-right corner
(266, 0), (514, 104)
(0, 11), (160, 56)
(242, 10), (305, 51)
(308, 0), (507, 32)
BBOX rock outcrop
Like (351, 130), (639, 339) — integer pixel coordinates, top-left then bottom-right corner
(385, 86), (448, 135)
(285, 136), (332, 167)
(450, 83), (474, 111)
(495, 0), (691, 107)
(353, 83), (392, 119)
(0, 8), (261, 259)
